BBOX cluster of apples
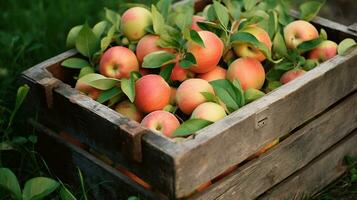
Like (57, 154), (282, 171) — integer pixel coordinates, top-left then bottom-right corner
(74, 4), (338, 139)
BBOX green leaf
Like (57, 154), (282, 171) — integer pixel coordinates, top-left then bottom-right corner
(66, 25), (83, 48)
(231, 79), (245, 107)
(297, 38), (323, 52)
(0, 168), (22, 200)
(127, 197), (140, 200)
(96, 87), (122, 104)
(93, 21), (109, 38)
(201, 92), (219, 104)
(299, 0), (325, 21)
(265, 80), (282, 92)
(22, 177), (60, 200)
(120, 72), (140, 103)
(105, 8), (121, 30)
(338, 38), (357, 56)
(319, 28), (328, 40)
(78, 73), (119, 90)
(8, 84), (30, 127)
(274, 62), (294, 71)
(244, 88), (265, 103)
(157, 0), (172, 19)
(273, 31), (287, 58)
(160, 63), (175, 82)
(243, 0), (257, 11)
(151, 5), (166, 35)
(78, 67), (95, 79)
(172, 119), (213, 137)
(179, 53), (197, 69)
(190, 30), (205, 47)
(61, 58), (90, 69)
(142, 51), (176, 68)
(213, 1), (229, 29)
(223, 0), (241, 20)
(75, 23), (99, 58)
(210, 80), (240, 113)
(60, 186), (77, 200)
(266, 68), (285, 81)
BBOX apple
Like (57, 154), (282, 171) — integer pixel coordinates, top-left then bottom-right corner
(121, 7), (152, 41)
(280, 69), (306, 84)
(99, 46), (139, 79)
(176, 78), (215, 115)
(75, 81), (101, 100)
(233, 26), (272, 62)
(284, 20), (319, 49)
(135, 75), (170, 113)
(187, 31), (224, 73)
(191, 102), (227, 122)
(169, 63), (195, 82)
(136, 34), (174, 63)
(115, 100), (143, 123)
(191, 15), (205, 31)
(227, 58), (266, 90)
(308, 40), (338, 62)
(197, 66), (227, 82)
(140, 110), (180, 137)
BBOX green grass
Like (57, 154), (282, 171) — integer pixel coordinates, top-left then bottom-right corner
(0, 0), (356, 199)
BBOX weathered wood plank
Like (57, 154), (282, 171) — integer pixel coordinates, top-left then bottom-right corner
(259, 129), (357, 200)
(33, 121), (164, 200)
(191, 91), (357, 200)
(173, 43), (357, 197)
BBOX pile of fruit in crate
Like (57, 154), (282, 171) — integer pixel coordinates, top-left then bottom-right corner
(61, 0), (357, 139)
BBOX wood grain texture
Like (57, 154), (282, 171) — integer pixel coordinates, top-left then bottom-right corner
(32, 121), (164, 200)
(191, 92), (357, 200)
(259, 129), (357, 200)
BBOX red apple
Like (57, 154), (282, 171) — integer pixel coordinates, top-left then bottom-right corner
(191, 102), (227, 122)
(115, 100), (143, 123)
(280, 69), (307, 84)
(227, 58), (265, 90)
(233, 26), (272, 62)
(75, 81), (101, 100)
(170, 63), (195, 82)
(135, 75), (170, 113)
(136, 35), (174, 63)
(121, 7), (152, 41)
(141, 110), (180, 137)
(187, 31), (224, 73)
(191, 15), (205, 31)
(284, 20), (319, 49)
(176, 78), (215, 115)
(197, 66), (227, 82)
(99, 46), (139, 79)
(308, 40), (338, 62)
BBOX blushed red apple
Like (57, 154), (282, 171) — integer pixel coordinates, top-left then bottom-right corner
(308, 40), (338, 62)
(115, 100), (143, 122)
(280, 69), (306, 84)
(136, 35), (174, 63)
(141, 110), (180, 137)
(191, 102), (227, 122)
(121, 7), (152, 41)
(75, 81), (101, 100)
(284, 20), (319, 49)
(197, 66), (227, 82)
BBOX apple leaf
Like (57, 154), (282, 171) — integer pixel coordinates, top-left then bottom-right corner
(61, 58), (90, 69)
(299, 0), (325, 21)
(265, 80), (282, 92)
(179, 52), (196, 69)
(75, 23), (100, 58)
(213, 1), (229, 29)
(189, 30), (205, 48)
(78, 67), (95, 79)
(66, 25), (83, 48)
(172, 119), (213, 137)
(338, 38), (357, 56)
(223, 0), (241, 20)
(201, 92), (220, 104)
(78, 73), (119, 90)
(156, 0), (172, 19)
(0, 168), (22, 200)
(319, 28), (328, 40)
(97, 87), (122, 104)
(105, 8), (121, 31)
(22, 177), (60, 200)
(142, 51), (176, 68)
(243, 0), (257, 11)
(297, 38), (323, 53)
(231, 79), (245, 107)
(266, 68), (285, 81)
(274, 61), (294, 71)
(93, 21), (110, 38)
(151, 5), (166, 35)
(121, 72), (141, 103)
(160, 63), (175, 82)
(273, 31), (287, 58)
(210, 79), (242, 113)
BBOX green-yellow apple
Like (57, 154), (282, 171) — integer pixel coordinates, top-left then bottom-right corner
(115, 100), (143, 123)
(280, 69), (306, 84)
(233, 26), (272, 62)
(227, 58), (265, 90)
(191, 102), (227, 122)
(176, 78), (215, 115)
(99, 46), (139, 79)
(191, 15), (205, 31)
(244, 88), (265, 103)
(121, 7), (152, 41)
(308, 40), (338, 62)
(140, 110), (180, 137)
(75, 81), (101, 100)
(135, 75), (170, 113)
(136, 34), (174, 63)
(284, 20), (319, 49)
(197, 66), (227, 82)
(187, 31), (224, 73)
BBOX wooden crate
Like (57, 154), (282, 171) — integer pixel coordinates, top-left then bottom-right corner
(21, 0), (357, 199)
